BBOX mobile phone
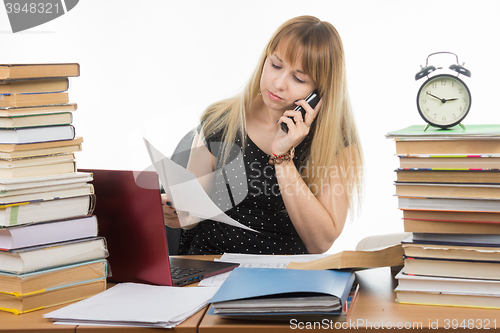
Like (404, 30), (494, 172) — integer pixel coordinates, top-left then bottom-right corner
(280, 90), (320, 133)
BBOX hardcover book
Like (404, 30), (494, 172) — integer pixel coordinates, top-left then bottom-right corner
(0, 279), (106, 315)
(403, 256), (500, 280)
(0, 215), (98, 250)
(0, 78), (69, 94)
(0, 125), (75, 144)
(0, 194), (95, 227)
(0, 259), (107, 296)
(0, 237), (107, 274)
(0, 92), (69, 107)
(0, 63), (80, 81)
(0, 112), (72, 128)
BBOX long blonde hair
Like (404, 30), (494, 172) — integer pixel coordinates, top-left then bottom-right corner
(201, 15), (364, 214)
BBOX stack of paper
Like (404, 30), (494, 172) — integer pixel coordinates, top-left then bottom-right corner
(44, 283), (219, 328)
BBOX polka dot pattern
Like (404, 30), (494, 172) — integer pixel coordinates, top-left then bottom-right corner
(188, 130), (312, 255)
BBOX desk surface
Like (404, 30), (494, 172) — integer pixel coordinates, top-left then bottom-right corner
(0, 305), (77, 333)
(3, 257), (500, 333)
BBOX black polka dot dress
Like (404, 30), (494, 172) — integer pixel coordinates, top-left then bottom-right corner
(188, 130), (312, 255)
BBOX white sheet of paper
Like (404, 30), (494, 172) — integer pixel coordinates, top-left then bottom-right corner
(198, 253), (329, 287)
(44, 283), (219, 328)
(53, 321), (162, 328)
(144, 138), (257, 232)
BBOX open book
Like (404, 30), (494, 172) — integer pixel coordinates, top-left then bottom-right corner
(286, 232), (410, 270)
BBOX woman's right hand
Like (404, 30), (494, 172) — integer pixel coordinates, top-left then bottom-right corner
(161, 194), (182, 228)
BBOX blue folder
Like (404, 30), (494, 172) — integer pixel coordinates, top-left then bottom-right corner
(210, 267), (355, 316)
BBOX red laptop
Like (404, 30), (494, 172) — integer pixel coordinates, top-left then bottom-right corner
(79, 169), (238, 286)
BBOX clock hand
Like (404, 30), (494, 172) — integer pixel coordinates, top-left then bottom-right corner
(444, 98), (458, 101)
(426, 92), (446, 103)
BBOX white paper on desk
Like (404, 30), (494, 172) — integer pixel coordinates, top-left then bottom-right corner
(144, 138), (257, 232)
(216, 252), (329, 265)
(44, 283), (219, 329)
(198, 253), (329, 287)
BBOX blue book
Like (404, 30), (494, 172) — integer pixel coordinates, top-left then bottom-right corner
(386, 124), (500, 139)
(210, 267), (355, 317)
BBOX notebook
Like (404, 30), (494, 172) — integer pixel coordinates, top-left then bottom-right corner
(78, 168), (238, 286)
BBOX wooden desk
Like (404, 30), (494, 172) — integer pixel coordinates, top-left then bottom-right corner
(4, 259), (500, 333)
(0, 305), (77, 333)
(199, 267), (500, 333)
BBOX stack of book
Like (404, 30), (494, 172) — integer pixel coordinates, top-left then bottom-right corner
(386, 124), (500, 309)
(0, 64), (108, 315)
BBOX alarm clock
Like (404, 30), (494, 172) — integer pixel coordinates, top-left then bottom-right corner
(415, 52), (472, 130)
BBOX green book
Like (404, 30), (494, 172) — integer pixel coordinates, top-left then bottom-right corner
(386, 124), (500, 139)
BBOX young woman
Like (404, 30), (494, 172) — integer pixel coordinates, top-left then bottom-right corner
(162, 15), (364, 255)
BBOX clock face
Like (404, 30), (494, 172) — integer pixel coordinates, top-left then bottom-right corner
(416, 74), (471, 128)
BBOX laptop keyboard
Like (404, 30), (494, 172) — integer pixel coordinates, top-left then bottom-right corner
(170, 267), (205, 280)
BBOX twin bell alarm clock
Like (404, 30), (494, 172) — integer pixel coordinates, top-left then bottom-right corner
(415, 51), (471, 130)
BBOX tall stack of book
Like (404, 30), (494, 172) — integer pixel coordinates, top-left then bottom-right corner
(0, 64), (108, 315)
(386, 124), (500, 309)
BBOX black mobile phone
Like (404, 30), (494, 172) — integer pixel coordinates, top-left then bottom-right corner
(280, 90), (320, 133)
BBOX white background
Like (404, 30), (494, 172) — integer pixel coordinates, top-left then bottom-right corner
(1, 0), (499, 253)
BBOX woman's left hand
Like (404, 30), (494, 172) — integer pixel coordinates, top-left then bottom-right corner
(273, 98), (322, 155)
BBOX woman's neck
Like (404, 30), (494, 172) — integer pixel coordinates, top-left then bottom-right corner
(248, 96), (282, 126)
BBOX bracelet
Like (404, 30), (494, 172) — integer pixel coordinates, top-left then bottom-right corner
(268, 146), (295, 165)
(278, 175), (301, 192)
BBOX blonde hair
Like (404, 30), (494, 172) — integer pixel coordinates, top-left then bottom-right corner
(201, 15), (364, 215)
